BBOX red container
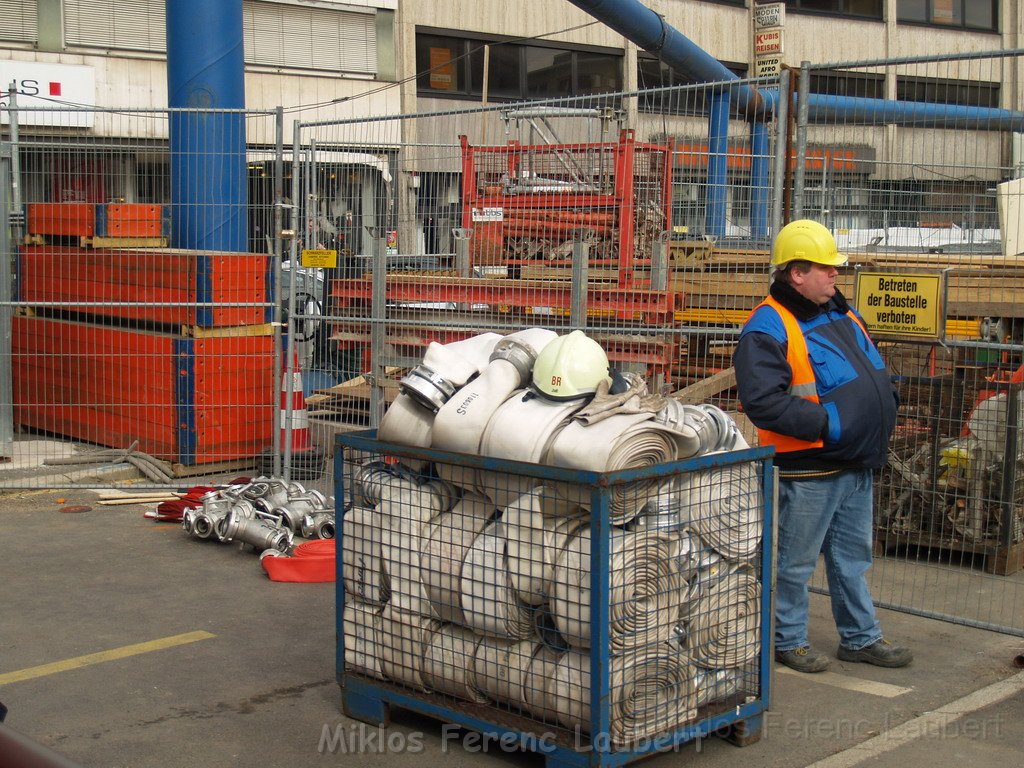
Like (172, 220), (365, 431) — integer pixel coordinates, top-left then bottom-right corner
(12, 316), (274, 464)
(18, 245), (269, 328)
(27, 203), (95, 237)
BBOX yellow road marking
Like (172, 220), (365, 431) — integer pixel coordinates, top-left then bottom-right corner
(777, 666), (913, 698)
(0, 631), (215, 686)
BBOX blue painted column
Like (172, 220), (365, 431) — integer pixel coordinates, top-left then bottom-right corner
(750, 120), (770, 239)
(165, 0), (248, 251)
(705, 91), (730, 238)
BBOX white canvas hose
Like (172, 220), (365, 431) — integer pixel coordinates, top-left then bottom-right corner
(379, 477), (445, 616)
(378, 392), (434, 449)
(420, 624), (489, 704)
(548, 649), (698, 747)
(547, 412), (684, 524)
(550, 527), (683, 652)
(377, 604), (444, 691)
(341, 505), (388, 605)
(522, 644), (564, 723)
(477, 392), (585, 510)
(400, 333), (504, 412)
(471, 636), (538, 708)
(687, 567), (761, 669)
(343, 600), (385, 679)
(460, 520), (534, 639)
(679, 462), (763, 561)
(504, 489), (588, 606)
(421, 492), (495, 623)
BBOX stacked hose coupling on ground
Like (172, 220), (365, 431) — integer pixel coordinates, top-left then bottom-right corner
(341, 330), (765, 748)
(181, 476), (336, 557)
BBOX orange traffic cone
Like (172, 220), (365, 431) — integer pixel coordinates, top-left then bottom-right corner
(281, 350), (315, 454)
(260, 350), (324, 480)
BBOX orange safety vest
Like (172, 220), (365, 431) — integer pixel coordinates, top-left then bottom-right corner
(749, 296), (871, 454)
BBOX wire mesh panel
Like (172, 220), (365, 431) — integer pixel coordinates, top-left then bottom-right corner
(293, 79), (784, 501)
(335, 425), (772, 763)
(0, 105), (283, 489)
(794, 50), (1024, 634)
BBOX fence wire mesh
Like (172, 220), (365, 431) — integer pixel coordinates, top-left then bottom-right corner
(794, 50), (1024, 635)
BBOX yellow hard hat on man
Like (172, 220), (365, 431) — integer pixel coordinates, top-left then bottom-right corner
(771, 219), (848, 267)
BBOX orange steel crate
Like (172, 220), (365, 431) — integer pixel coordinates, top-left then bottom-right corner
(12, 316), (274, 464)
(18, 245), (271, 328)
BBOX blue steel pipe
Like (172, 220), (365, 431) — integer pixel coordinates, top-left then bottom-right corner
(705, 92), (730, 237)
(166, 0), (248, 252)
(567, 0), (1024, 130)
(749, 121), (770, 239)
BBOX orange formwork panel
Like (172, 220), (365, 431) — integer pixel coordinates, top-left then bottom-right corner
(12, 316), (275, 464)
(27, 203), (96, 237)
(97, 203), (168, 237)
(18, 246), (271, 327)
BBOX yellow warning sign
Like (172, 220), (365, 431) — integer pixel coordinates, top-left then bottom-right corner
(301, 249), (337, 269)
(854, 271), (944, 339)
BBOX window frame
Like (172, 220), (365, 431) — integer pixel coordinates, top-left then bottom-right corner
(782, 0), (883, 21)
(895, 75), (1001, 109)
(895, 0), (999, 32)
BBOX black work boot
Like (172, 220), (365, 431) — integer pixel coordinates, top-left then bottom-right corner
(837, 639), (913, 668)
(775, 645), (831, 673)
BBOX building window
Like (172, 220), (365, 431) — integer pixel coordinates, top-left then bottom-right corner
(783, 1), (882, 19)
(810, 70), (885, 99)
(896, 76), (1000, 108)
(0, 0), (38, 44)
(897, 1), (998, 31)
(415, 31), (623, 100)
(637, 56), (747, 115)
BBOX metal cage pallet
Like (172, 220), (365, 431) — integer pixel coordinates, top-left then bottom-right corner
(334, 430), (774, 767)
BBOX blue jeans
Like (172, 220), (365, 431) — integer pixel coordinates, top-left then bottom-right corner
(775, 468), (882, 651)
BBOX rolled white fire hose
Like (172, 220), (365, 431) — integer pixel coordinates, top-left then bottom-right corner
(378, 392), (434, 449)
(341, 505), (388, 605)
(430, 330), (557, 493)
(503, 488), (587, 606)
(547, 412), (683, 524)
(420, 492), (495, 623)
(679, 462), (763, 561)
(343, 600), (384, 679)
(400, 333), (505, 413)
(379, 477), (444, 616)
(522, 644), (564, 723)
(471, 636), (538, 708)
(548, 649), (698, 747)
(550, 527), (683, 652)
(430, 360), (521, 493)
(377, 603), (444, 691)
(477, 392), (585, 510)
(419, 624), (489, 704)
(687, 566), (761, 669)
(460, 520), (534, 640)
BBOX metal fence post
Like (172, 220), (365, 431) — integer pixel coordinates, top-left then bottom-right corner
(570, 240), (589, 331)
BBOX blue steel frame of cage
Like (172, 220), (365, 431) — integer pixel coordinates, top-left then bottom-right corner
(333, 430), (775, 765)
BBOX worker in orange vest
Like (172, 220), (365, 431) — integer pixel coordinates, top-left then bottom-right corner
(734, 220), (912, 673)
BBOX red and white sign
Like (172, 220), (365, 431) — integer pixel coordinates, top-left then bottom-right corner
(754, 29), (783, 56)
(0, 61), (96, 127)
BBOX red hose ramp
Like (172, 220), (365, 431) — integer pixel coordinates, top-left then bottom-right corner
(262, 539), (336, 583)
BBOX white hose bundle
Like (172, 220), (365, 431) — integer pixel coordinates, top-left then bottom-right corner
(341, 505), (388, 605)
(460, 520), (534, 639)
(343, 600), (384, 679)
(421, 492), (495, 623)
(477, 391), (585, 510)
(420, 624), (489, 704)
(522, 644), (564, 723)
(548, 649), (698, 747)
(550, 527), (683, 652)
(379, 477), (445, 616)
(471, 636), (539, 708)
(503, 488), (588, 606)
(377, 603), (444, 691)
(679, 462), (763, 561)
(378, 393), (434, 449)
(686, 567), (761, 669)
(547, 412), (682, 524)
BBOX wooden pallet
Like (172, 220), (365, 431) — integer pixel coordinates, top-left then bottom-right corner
(80, 235), (169, 248)
(182, 323), (274, 339)
(874, 528), (1023, 576)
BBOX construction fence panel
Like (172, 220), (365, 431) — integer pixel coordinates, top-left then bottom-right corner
(794, 49), (1024, 635)
(0, 105), (285, 490)
(294, 78), (786, 500)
